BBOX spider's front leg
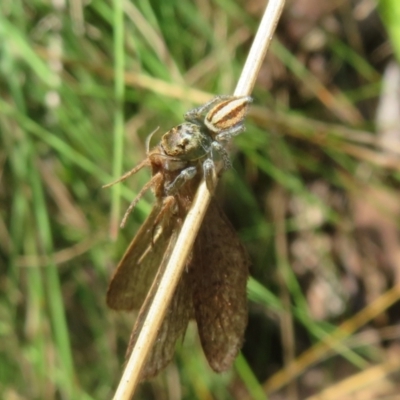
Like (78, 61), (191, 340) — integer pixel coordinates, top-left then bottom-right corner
(210, 141), (232, 170)
(202, 158), (217, 192)
(165, 166), (197, 195)
(202, 140), (233, 191)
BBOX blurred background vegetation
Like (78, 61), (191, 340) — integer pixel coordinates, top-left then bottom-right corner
(2, 0), (400, 399)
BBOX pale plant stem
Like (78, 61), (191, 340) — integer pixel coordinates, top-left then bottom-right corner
(113, 0), (286, 398)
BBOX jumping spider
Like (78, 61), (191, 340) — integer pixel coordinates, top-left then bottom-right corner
(104, 95), (252, 226)
(160, 94), (252, 194)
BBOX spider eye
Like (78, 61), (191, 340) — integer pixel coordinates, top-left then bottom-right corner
(178, 137), (190, 148)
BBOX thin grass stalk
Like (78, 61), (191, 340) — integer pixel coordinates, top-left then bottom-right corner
(110, 0), (126, 240)
(113, 0), (286, 398)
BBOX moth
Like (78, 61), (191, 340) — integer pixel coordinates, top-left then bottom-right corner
(106, 95), (252, 379)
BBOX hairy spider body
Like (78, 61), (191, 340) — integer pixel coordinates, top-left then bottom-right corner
(162, 95), (252, 194)
(105, 95), (252, 226)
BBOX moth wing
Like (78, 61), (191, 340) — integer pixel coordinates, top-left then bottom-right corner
(192, 200), (250, 372)
(125, 228), (194, 380)
(107, 203), (175, 310)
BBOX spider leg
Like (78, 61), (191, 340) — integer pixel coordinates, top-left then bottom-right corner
(210, 141), (231, 170)
(215, 123), (246, 142)
(203, 159), (217, 192)
(165, 166), (197, 195)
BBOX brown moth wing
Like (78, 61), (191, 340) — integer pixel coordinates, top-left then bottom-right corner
(191, 200), (250, 372)
(107, 202), (176, 310)
(125, 228), (194, 380)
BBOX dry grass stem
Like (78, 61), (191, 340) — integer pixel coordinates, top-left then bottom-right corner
(305, 359), (400, 400)
(112, 0), (286, 399)
(263, 284), (400, 394)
